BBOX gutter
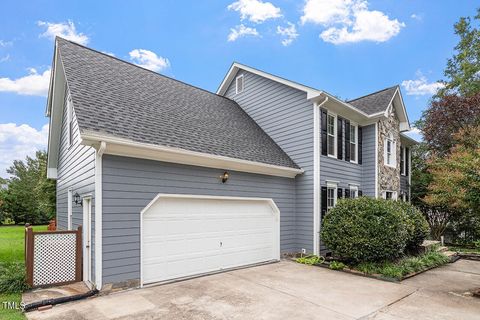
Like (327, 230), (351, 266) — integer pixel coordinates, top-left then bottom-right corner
(23, 289), (98, 312)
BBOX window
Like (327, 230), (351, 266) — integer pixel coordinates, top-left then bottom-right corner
(350, 124), (357, 163)
(235, 75), (244, 94)
(67, 97), (73, 147)
(327, 114), (336, 157)
(383, 191), (397, 200)
(400, 147), (404, 174)
(67, 189), (73, 230)
(327, 182), (337, 211)
(350, 185), (358, 198)
(384, 133), (396, 167)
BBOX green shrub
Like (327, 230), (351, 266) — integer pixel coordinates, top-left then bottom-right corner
(329, 261), (345, 270)
(321, 197), (409, 263)
(295, 255), (325, 265)
(0, 262), (30, 293)
(394, 201), (429, 252)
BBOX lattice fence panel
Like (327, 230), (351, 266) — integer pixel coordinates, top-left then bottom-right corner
(33, 233), (77, 286)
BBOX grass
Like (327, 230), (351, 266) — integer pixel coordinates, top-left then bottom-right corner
(354, 251), (450, 280)
(0, 225), (46, 263)
(448, 246), (480, 254)
(0, 225), (47, 320)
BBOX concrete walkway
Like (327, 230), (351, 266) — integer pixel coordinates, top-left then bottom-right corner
(27, 259), (480, 320)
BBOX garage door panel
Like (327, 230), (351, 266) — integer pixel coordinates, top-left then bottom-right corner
(142, 195), (280, 285)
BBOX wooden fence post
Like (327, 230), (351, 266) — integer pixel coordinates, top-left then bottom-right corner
(25, 226), (34, 287)
(75, 226), (83, 282)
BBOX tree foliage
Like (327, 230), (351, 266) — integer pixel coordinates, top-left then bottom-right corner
(0, 151), (56, 224)
(420, 93), (480, 155)
(438, 8), (480, 97)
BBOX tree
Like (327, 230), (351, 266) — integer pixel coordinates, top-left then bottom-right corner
(0, 151), (56, 224)
(419, 93), (480, 155)
(410, 142), (432, 206)
(438, 8), (480, 97)
(424, 127), (480, 243)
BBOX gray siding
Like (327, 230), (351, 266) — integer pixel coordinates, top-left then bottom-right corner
(319, 119), (362, 190)
(102, 155), (296, 284)
(224, 70), (314, 252)
(361, 124), (376, 197)
(56, 92), (96, 281)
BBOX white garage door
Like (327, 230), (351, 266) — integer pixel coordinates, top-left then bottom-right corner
(141, 194), (280, 285)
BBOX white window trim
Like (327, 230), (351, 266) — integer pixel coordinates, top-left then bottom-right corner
(349, 185), (359, 198)
(349, 122), (358, 164)
(400, 146), (406, 176)
(384, 133), (396, 168)
(382, 190), (397, 200)
(327, 112), (337, 158)
(235, 74), (244, 94)
(326, 181), (338, 210)
(67, 189), (73, 230)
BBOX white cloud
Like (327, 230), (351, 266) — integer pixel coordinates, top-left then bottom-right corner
(301, 0), (404, 44)
(0, 68), (51, 96)
(277, 22), (299, 46)
(402, 72), (444, 96)
(0, 123), (49, 178)
(228, 24), (260, 42)
(38, 20), (89, 45)
(129, 49), (170, 72)
(410, 14), (422, 21)
(0, 40), (12, 47)
(228, 0), (282, 23)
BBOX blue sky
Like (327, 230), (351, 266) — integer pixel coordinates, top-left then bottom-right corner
(0, 0), (477, 177)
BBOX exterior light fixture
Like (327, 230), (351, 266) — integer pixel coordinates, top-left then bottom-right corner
(220, 171), (229, 183)
(73, 192), (82, 206)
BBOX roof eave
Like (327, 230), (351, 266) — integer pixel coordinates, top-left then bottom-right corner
(81, 132), (304, 178)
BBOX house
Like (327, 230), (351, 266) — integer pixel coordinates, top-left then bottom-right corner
(46, 37), (416, 291)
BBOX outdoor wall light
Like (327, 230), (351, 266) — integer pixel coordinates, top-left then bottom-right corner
(73, 192), (82, 206)
(220, 171), (229, 183)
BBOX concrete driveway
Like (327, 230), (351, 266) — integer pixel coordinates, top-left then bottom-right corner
(27, 259), (480, 320)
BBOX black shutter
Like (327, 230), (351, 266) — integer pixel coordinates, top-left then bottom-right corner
(345, 120), (350, 162)
(344, 189), (350, 198)
(405, 147), (409, 176)
(358, 126), (363, 164)
(337, 188), (343, 199)
(321, 186), (327, 219)
(337, 118), (343, 160)
(358, 190), (363, 197)
(321, 109), (328, 156)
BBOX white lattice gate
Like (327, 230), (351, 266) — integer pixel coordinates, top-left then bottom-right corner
(25, 226), (82, 287)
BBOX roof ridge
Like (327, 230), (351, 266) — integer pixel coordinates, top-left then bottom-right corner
(347, 85), (398, 103)
(55, 36), (237, 103)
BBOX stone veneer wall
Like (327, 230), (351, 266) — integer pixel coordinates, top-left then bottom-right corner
(377, 105), (401, 196)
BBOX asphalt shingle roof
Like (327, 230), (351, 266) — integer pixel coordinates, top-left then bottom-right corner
(57, 38), (299, 169)
(347, 86), (398, 115)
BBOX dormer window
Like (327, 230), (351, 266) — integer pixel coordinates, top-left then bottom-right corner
(235, 74), (244, 94)
(384, 132), (396, 167)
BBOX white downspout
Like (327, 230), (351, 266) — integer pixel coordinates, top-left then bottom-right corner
(95, 141), (106, 290)
(313, 96), (328, 256)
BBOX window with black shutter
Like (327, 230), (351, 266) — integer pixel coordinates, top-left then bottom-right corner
(405, 147), (410, 176)
(344, 189), (350, 198)
(321, 109), (328, 156)
(358, 126), (363, 164)
(337, 188), (343, 199)
(321, 186), (327, 219)
(345, 120), (350, 162)
(358, 190), (363, 197)
(337, 118), (343, 160)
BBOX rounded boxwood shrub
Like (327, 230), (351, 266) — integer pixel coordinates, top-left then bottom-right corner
(394, 201), (429, 252)
(321, 197), (409, 263)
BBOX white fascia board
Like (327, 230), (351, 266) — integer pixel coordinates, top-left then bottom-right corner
(81, 132), (304, 178)
(46, 44), (67, 179)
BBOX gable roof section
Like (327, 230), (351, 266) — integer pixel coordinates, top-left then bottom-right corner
(51, 38), (301, 175)
(347, 86), (398, 115)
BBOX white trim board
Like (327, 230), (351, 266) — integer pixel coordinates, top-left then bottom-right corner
(81, 132), (304, 178)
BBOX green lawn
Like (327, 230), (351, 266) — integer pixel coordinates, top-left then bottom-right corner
(0, 225), (47, 320)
